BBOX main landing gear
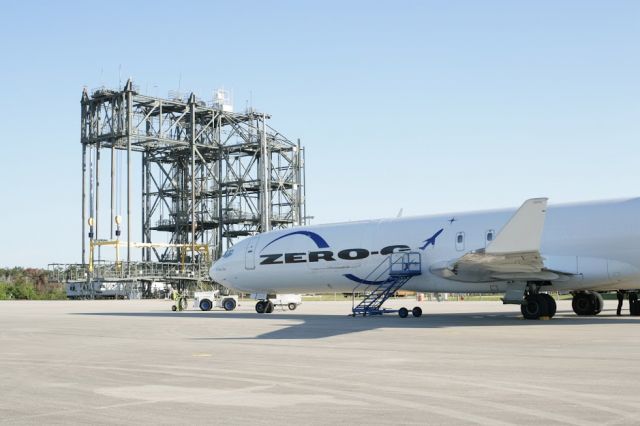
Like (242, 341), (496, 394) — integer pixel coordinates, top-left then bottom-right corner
(521, 293), (557, 320)
(504, 282), (557, 320)
(255, 300), (274, 314)
(571, 291), (603, 316)
(631, 293), (640, 316)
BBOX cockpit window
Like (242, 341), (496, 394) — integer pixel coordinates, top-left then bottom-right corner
(222, 248), (234, 258)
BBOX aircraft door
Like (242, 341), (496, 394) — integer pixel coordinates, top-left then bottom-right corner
(245, 235), (260, 270)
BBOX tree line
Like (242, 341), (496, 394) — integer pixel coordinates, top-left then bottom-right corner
(0, 268), (66, 300)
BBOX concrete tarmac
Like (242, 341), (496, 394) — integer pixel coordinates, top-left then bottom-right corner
(1, 299), (639, 425)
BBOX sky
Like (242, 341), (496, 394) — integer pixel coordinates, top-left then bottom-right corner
(0, 0), (638, 267)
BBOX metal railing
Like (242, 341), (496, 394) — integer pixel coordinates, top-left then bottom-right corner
(350, 252), (422, 313)
(389, 252), (422, 276)
(48, 261), (211, 283)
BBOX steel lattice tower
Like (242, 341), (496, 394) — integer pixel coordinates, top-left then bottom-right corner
(80, 79), (306, 268)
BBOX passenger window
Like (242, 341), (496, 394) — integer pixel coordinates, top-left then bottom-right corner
(484, 229), (496, 247)
(485, 229), (495, 248)
(455, 232), (465, 251)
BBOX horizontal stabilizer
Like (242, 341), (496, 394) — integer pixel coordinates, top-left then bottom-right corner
(486, 198), (548, 254)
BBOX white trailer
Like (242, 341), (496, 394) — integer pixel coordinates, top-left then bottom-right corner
(193, 291), (239, 311)
(251, 293), (302, 311)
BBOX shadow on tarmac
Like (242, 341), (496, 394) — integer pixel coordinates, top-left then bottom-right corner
(73, 308), (640, 340)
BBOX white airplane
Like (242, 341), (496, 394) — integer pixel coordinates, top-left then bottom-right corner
(210, 198), (640, 319)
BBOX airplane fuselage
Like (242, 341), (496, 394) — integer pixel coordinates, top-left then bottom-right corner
(210, 199), (640, 295)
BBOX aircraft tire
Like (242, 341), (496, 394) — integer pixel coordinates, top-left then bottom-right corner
(398, 307), (409, 318)
(199, 299), (213, 311)
(222, 298), (237, 311)
(521, 294), (549, 320)
(255, 301), (266, 314)
(572, 292), (596, 316)
(265, 301), (274, 313)
(630, 295), (640, 316)
(592, 292), (604, 315)
(540, 294), (557, 317)
(288, 303), (297, 311)
(412, 307), (422, 317)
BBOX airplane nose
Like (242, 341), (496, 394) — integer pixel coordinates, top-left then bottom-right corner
(209, 260), (226, 284)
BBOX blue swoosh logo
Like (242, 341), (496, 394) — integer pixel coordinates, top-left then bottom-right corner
(343, 274), (390, 285)
(261, 230), (330, 252)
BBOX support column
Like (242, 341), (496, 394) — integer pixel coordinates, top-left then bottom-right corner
(296, 139), (302, 226)
(126, 82), (132, 267)
(302, 146), (307, 225)
(95, 142), (100, 261)
(144, 152), (152, 261)
(141, 152), (146, 260)
(217, 145), (223, 259)
(82, 144), (87, 265)
(110, 145), (115, 240)
(190, 95), (196, 261)
(260, 114), (271, 232)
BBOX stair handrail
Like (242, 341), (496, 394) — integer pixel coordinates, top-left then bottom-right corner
(350, 251), (423, 315)
(351, 254), (394, 312)
(351, 251), (422, 311)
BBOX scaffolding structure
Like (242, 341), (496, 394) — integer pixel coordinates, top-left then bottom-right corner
(50, 80), (306, 297)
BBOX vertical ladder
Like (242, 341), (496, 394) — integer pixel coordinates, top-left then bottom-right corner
(351, 252), (422, 316)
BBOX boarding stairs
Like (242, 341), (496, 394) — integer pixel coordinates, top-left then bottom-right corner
(351, 251), (422, 316)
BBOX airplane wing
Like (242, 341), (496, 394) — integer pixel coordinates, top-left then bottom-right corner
(430, 198), (574, 282)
